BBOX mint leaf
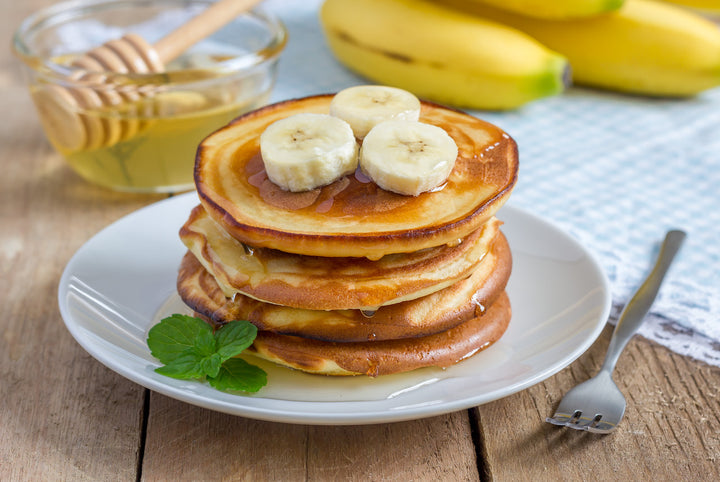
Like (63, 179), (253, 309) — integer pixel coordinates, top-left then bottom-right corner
(215, 320), (258, 361)
(153, 347), (223, 379)
(208, 358), (267, 393)
(193, 328), (217, 357)
(199, 352), (223, 378)
(154, 348), (208, 379)
(148, 314), (213, 365)
(148, 314), (266, 394)
(148, 315), (220, 378)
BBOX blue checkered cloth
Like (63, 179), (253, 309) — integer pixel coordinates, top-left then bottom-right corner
(267, 0), (720, 366)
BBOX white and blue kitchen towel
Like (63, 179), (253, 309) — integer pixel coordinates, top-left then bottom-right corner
(268, 0), (720, 368)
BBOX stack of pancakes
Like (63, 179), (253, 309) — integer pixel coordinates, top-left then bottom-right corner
(177, 94), (518, 377)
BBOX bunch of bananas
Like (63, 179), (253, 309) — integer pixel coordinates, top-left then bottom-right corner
(319, 0), (720, 109)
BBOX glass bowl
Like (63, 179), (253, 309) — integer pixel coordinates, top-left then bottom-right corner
(13, 0), (287, 192)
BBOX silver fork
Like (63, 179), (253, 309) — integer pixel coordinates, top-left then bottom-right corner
(546, 229), (686, 433)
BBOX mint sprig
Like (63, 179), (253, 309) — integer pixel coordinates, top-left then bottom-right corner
(147, 314), (266, 393)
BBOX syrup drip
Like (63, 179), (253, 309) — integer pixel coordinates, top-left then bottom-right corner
(315, 198), (334, 213)
(428, 182), (448, 193)
(446, 238), (463, 248)
(354, 168), (372, 184)
(247, 169), (266, 188)
(365, 362), (380, 377)
(471, 292), (485, 316)
(242, 243), (255, 255)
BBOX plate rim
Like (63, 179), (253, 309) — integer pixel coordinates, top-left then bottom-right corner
(58, 192), (611, 425)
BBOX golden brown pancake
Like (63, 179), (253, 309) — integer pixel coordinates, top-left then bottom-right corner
(177, 231), (511, 342)
(195, 95), (518, 259)
(243, 292), (511, 376)
(180, 204), (502, 311)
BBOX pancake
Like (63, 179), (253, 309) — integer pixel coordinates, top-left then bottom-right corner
(243, 291), (511, 376)
(180, 204), (502, 311)
(195, 94), (518, 259)
(177, 231), (512, 342)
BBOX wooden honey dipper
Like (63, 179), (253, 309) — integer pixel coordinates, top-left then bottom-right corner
(35, 0), (264, 152)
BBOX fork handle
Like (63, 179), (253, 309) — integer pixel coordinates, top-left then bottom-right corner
(600, 229), (686, 374)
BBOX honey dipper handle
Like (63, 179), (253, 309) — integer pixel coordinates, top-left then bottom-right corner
(152, 0), (264, 64)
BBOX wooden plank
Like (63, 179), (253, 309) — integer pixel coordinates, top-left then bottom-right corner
(0, 153), (151, 478)
(141, 393), (479, 481)
(140, 394), (309, 481)
(0, 46), (163, 477)
(474, 325), (720, 481)
(305, 411), (478, 481)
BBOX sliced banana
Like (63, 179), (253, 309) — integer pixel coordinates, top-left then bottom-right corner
(329, 85), (421, 139)
(360, 120), (458, 196)
(260, 113), (359, 192)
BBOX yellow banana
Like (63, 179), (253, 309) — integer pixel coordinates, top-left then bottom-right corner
(441, 0), (720, 96)
(661, 0), (720, 13)
(452, 0), (625, 19)
(319, 0), (569, 110)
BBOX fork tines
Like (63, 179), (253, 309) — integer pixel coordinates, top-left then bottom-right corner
(546, 411), (616, 434)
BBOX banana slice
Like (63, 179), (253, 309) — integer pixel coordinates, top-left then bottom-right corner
(260, 113), (359, 192)
(360, 120), (458, 196)
(329, 85), (421, 139)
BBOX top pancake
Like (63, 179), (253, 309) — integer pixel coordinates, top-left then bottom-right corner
(195, 94), (518, 258)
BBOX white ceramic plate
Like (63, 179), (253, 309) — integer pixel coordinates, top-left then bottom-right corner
(58, 192), (611, 425)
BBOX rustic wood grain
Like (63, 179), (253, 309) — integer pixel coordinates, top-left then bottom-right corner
(0, 116), (157, 479)
(306, 412), (478, 481)
(141, 393), (479, 481)
(1, 5), (165, 475)
(140, 393), (309, 481)
(475, 325), (720, 481)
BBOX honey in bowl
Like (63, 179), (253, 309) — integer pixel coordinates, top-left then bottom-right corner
(63, 95), (267, 193)
(34, 60), (271, 192)
(13, 0), (287, 192)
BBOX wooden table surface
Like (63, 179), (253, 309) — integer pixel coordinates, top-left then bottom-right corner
(2, 1), (720, 480)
